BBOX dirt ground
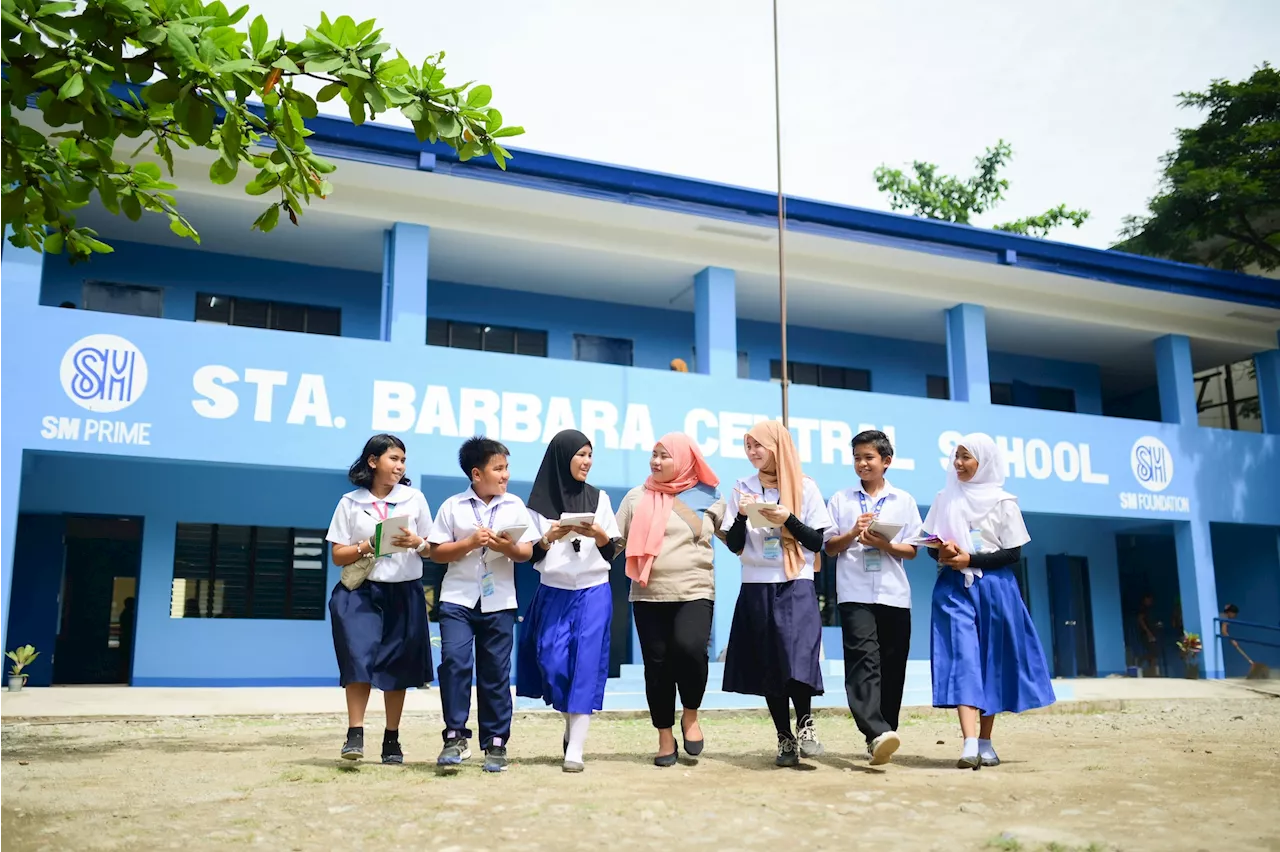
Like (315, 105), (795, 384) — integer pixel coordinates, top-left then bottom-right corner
(2, 696), (1278, 852)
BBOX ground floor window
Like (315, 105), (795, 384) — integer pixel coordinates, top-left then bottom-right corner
(170, 524), (327, 620)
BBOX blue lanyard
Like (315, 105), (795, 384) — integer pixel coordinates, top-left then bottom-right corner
(858, 492), (888, 517)
(471, 498), (501, 560)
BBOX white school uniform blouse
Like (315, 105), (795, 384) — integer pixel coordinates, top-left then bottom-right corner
(922, 499), (1032, 554)
(427, 488), (540, 613)
(824, 481), (923, 609)
(721, 474), (833, 584)
(326, 484), (433, 584)
(528, 491), (621, 592)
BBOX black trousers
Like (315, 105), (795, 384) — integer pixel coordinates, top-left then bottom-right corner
(632, 599), (714, 729)
(838, 601), (911, 743)
(438, 601), (516, 750)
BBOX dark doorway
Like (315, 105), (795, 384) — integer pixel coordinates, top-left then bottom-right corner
(53, 516), (143, 685)
(1047, 554), (1097, 678)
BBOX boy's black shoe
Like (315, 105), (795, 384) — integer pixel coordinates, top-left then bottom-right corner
(341, 727), (364, 761)
(381, 730), (404, 765)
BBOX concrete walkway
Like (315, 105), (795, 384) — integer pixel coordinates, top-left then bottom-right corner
(0, 676), (1261, 721)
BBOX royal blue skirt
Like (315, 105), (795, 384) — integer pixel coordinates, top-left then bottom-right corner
(330, 580), (433, 692)
(930, 567), (1055, 714)
(723, 579), (824, 697)
(516, 583), (612, 714)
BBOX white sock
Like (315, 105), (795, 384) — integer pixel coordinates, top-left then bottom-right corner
(565, 713), (591, 764)
(978, 738), (997, 759)
(962, 737), (979, 760)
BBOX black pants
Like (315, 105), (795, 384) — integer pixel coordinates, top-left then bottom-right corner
(838, 601), (911, 743)
(632, 599), (714, 729)
(438, 601), (516, 750)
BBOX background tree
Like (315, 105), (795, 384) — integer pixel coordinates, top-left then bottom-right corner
(1117, 64), (1279, 273)
(873, 140), (1089, 238)
(1, 0), (524, 260)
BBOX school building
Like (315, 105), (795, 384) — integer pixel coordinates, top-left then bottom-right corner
(3, 108), (1280, 695)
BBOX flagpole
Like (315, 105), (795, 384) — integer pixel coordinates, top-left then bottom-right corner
(772, 0), (789, 427)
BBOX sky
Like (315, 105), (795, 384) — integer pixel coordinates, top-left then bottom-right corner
(264, 0), (1278, 250)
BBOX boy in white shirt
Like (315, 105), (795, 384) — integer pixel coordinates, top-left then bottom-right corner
(824, 430), (922, 766)
(427, 436), (539, 772)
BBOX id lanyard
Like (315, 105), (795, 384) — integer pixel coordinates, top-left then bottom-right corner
(471, 498), (502, 598)
(857, 492), (888, 572)
(758, 488), (783, 562)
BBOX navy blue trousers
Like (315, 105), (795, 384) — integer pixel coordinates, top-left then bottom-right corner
(437, 601), (516, 750)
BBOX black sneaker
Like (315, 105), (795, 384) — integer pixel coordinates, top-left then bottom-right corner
(775, 732), (800, 768)
(437, 737), (471, 767)
(483, 745), (509, 772)
(341, 728), (364, 761)
(382, 735), (404, 765)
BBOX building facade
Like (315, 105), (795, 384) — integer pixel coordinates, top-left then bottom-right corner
(4, 112), (1280, 688)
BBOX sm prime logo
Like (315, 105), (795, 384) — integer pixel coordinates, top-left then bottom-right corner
(1121, 436), (1188, 513)
(42, 335), (153, 446)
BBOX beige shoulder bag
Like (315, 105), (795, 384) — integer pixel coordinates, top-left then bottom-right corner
(340, 554), (376, 591)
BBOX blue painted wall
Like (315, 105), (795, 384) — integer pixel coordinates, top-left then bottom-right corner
(39, 240), (384, 340)
(1211, 523), (1280, 676)
(40, 240), (1107, 410)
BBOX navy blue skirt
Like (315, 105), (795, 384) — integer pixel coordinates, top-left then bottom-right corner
(330, 580), (433, 691)
(930, 567), (1055, 714)
(516, 583), (612, 714)
(723, 579), (824, 697)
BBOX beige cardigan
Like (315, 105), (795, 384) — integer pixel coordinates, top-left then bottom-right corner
(615, 485), (725, 603)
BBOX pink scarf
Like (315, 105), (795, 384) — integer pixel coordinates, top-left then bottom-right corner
(625, 433), (719, 587)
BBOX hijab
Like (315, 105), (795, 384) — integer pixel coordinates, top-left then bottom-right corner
(625, 433), (720, 587)
(527, 429), (601, 519)
(747, 420), (809, 580)
(925, 433), (1015, 587)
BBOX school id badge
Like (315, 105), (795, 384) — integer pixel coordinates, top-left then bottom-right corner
(862, 546), (882, 573)
(480, 569), (496, 598)
(763, 535), (782, 561)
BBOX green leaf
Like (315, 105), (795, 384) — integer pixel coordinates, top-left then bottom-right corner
(244, 173), (278, 195)
(400, 101), (424, 121)
(356, 17), (377, 40)
(271, 55), (301, 73)
(485, 108), (503, 133)
(219, 118), (241, 165)
(249, 13), (268, 56)
(143, 78), (182, 104)
(292, 92), (319, 119)
(316, 81), (344, 102)
(209, 157), (238, 184)
(466, 84), (492, 109)
(375, 55), (410, 81)
(166, 27), (200, 70)
(331, 15), (357, 46)
(348, 97), (365, 126)
(214, 58), (260, 74)
(37, 0), (78, 15)
(491, 126), (524, 138)
(170, 218), (195, 238)
(434, 113), (461, 139)
(1, 9), (35, 34)
(97, 177), (119, 214)
(122, 194), (143, 221)
(253, 204), (280, 232)
(134, 162), (162, 181)
(185, 98), (216, 145)
(44, 231), (65, 254)
(33, 61), (71, 81)
(227, 4), (250, 25)
(302, 55), (344, 74)
(58, 72), (84, 99)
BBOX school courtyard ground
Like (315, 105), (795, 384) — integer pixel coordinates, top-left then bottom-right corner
(3, 681), (1278, 852)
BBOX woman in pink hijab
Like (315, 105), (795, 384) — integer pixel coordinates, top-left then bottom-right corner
(615, 433), (725, 766)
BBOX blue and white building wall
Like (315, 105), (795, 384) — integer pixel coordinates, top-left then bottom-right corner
(4, 113), (1280, 688)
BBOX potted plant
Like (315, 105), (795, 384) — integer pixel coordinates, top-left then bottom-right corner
(1177, 632), (1203, 679)
(6, 645), (39, 692)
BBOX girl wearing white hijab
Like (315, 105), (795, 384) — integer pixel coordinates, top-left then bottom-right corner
(923, 433), (1054, 770)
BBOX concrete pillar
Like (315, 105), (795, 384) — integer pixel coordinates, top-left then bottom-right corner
(1154, 334), (1197, 425)
(694, 267), (737, 377)
(382, 223), (430, 345)
(1174, 519), (1223, 679)
(945, 303), (991, 404)
(1255, 332), (1280, 434)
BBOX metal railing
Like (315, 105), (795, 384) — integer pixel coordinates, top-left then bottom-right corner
(1213, 617), (1280, 651)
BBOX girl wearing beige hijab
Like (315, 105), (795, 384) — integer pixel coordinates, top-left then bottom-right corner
(719, 421), (833, 768)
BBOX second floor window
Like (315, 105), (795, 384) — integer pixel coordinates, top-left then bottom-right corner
(196, 293), (341, 336)
(83, 281), (164, 318)
(771, 359), (871, 391)
(928, 375), (1077, 413)
(171, 523), (328, 620)
(574, 334), (633, 366)
(428, 319), (548, 357)
(1195, 360), (1261, 432)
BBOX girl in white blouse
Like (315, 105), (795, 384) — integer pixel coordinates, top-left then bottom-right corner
(326, 434), (432, 764)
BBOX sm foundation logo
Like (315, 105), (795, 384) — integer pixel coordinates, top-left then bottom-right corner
(1130, 436), (1173, 492)
(59, 334), (149, 413)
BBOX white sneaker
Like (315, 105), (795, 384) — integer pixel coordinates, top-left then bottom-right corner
(868, 731), (901, 766)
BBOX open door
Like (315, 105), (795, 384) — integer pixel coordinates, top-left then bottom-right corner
(1047, 554), (1097, 678)
(53, 516), (142, 685)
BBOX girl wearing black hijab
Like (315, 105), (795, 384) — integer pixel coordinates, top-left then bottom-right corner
(517, 429), (622, 772)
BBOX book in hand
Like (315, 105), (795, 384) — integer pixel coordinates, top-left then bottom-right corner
(903, 532), (945, 547)
(744, 501), (782, 530)
(483, 523), (529, 563)
(557, 513), (596, 532)
(867, 520), (904, 541)
(373, 516), (412, 556)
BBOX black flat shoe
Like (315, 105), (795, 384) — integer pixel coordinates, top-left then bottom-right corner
(681, 721), (704, 757)
(654, 750), (679, 767)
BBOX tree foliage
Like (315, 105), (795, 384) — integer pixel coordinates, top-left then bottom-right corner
(1, 0), (524, 260)
(1118, 64), (1280, 273)
(873, 140), (1089, 239)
